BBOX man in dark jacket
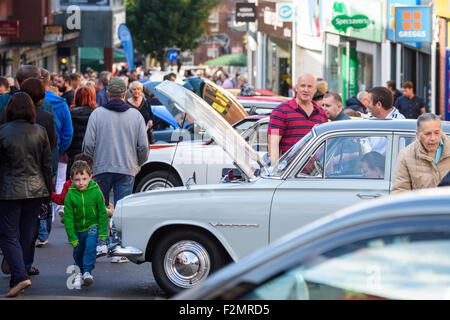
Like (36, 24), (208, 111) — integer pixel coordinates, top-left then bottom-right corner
(57, 74), (75, 107)
(344, 91), (369, 114)
(394, 81), (426, 119)
(95, 71), (111, 106)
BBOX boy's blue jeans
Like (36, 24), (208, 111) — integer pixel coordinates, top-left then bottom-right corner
(73, 225), (98, 274)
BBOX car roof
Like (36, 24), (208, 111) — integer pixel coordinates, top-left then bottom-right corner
(252, 118), (450, 134)
(313, 119), (450, 135)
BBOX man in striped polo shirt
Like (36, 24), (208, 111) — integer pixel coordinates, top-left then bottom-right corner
(268, 73), (328, 165)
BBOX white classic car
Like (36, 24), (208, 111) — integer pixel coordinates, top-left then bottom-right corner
(112, 81), (450, 295)
(133, 115), (269, 191)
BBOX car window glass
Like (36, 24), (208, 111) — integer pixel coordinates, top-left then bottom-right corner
(246, 123), (268, 152)
(399, 136), (415, 152)
(270, 132), (314, 177)
(235, 120), (255, 135)
(297, 143), (325, 178)
(240, 231), (450, 300)
(324, 136), (387, 179)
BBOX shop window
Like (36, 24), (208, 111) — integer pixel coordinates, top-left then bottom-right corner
(357, 52), (373, 92)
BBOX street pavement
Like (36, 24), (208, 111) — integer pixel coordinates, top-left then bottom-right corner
(0, 217), (167, 300)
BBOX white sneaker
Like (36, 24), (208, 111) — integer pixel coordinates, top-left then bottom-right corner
(35, 239), (48, 248)
(96, 244), (108, 258)
(111, 256), (129, 263)
(73, 273), (82, 289)
(82, 272), (94, 286)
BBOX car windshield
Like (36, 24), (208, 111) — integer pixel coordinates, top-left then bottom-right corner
(269, 132), (314, 177)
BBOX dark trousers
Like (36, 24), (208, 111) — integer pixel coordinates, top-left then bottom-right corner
(25, 222), (40, 271)
(0, 198), (41, 287)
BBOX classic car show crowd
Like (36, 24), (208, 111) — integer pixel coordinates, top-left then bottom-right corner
(0, 64), (448, 299)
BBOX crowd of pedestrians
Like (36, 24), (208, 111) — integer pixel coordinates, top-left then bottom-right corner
(0, 65), (150, 297)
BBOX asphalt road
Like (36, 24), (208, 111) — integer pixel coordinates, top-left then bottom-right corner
(0, 217), (167, 300)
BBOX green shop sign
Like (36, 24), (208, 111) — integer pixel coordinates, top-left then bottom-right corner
(332, 14), (370, 32)
(325, 0), (381, 42)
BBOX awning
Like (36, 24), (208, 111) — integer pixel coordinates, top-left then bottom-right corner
(80, 47), (127, 72)
(80, 47), (126, 61)
(205, 53), (247, 67)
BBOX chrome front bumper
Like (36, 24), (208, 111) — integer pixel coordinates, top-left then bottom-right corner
(109, 244), (144, 262)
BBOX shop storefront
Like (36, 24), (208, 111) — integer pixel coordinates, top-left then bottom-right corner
(386, 0), (432, 111)
(323, 0), (383, 102)
(256, 1), (293, 96)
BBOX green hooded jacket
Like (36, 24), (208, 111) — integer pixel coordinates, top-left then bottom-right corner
(64, 180), (108, 247)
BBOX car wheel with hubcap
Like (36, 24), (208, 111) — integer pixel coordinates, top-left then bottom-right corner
(151, 230), (226, 295)
(135, 170), (182, 192)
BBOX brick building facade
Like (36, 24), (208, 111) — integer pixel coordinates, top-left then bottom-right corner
(192, 0), (246, 65)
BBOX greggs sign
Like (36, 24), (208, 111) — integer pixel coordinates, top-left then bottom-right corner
(394, 6), (431, 42)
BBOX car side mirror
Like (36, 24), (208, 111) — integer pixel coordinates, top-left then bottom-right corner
(185, 172), (196, 189)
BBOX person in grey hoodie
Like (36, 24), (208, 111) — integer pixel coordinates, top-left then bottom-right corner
(83, 77), (149, 206)
(83, 77), (149, 262)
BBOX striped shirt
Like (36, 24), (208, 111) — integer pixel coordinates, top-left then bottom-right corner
(369, 107), (406, 119)
(268, 98), (328, 154)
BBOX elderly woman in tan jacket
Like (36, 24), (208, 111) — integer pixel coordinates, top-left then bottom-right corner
(392, 113), (450, 194)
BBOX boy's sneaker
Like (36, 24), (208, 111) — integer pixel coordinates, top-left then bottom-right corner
(73, 273), (82, 289)
(58, 209), (64, 224)
(96, 244), (108, 258)
(35, 239), (48, 248)
(82, 272), (94, 286)
(111, 256), (129, 263)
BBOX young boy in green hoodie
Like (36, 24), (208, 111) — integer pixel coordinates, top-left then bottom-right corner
(64, 160), (108, 287)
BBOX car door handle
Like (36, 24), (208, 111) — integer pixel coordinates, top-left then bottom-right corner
(357, 193), (382, 199)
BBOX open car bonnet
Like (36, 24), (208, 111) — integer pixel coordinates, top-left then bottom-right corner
(155, 80), (269, 180)
(144, 79), (248, 126)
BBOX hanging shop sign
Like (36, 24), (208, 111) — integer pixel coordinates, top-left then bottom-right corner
(44, 25), (63, 42)
(387, 0), (421, 48)
(394, 6), (432, 42)
(257, 1), (292, 41)
(324, 0), (382, 42)
(331, 14), (370, 32)
(0, 20), (19, 38)
(276, 2), (295, 22)
(436, 0), (450, 19)
(235, 2), (257, 23)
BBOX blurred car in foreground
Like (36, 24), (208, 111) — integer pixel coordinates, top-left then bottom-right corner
(173, 188), (450, 300)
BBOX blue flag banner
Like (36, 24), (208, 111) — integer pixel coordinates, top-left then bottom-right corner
(118, 24), (134, 72)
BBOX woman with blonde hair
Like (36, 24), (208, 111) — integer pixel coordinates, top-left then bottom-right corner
(127, 80), (155, 144)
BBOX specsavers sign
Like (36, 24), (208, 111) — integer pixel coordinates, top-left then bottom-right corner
(324, 0), (382, 42)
